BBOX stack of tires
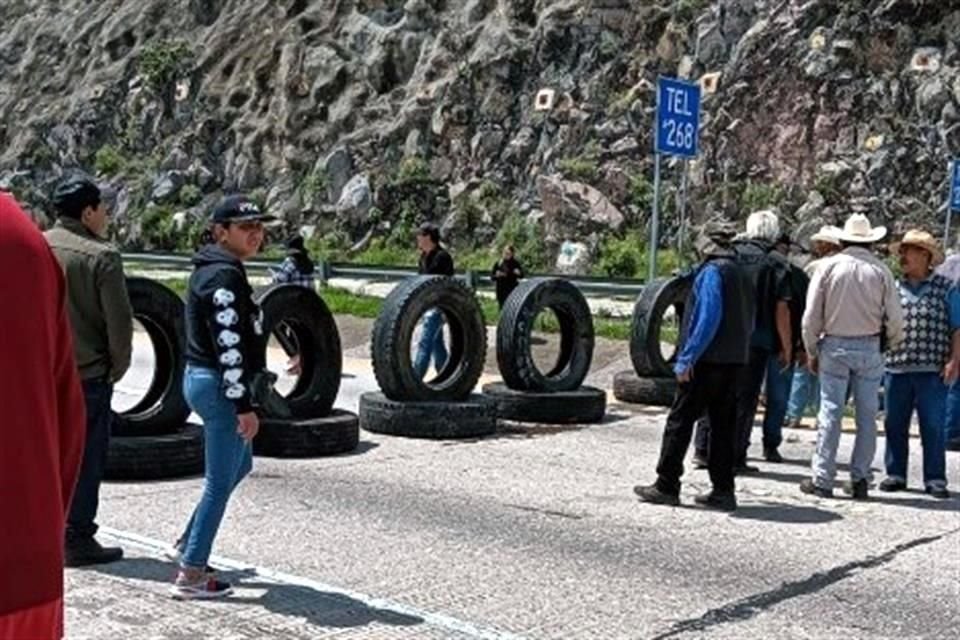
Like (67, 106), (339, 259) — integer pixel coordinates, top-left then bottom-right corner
(106, 278), (201, 481)
(251, 284), (358, 457)
(483, 278), (606, 424)
(360, 276), (496, 439)
(613, 275), (692, 408)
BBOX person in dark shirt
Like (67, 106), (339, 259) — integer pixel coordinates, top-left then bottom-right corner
(634, 220), (756, 511)
(491, 245), (524, 308)
(414, 222), (454, 378)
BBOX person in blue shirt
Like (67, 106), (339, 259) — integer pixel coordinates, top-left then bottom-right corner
(880, 230), (960, 499)
(634, 220), (757, 511)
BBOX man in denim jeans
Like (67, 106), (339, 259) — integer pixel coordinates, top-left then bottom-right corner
(413, 222), (454, 379)
(800, 214), (904, 499)
(880, 231), (959, 499)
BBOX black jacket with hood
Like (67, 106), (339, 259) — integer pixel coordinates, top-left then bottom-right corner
(184, 244), (266, 413)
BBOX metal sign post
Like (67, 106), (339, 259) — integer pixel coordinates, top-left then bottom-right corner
(947, 159), (960, 248)
(651, 76), (701, 282)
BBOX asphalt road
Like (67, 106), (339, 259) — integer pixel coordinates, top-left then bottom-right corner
(66, 320), (960, 639)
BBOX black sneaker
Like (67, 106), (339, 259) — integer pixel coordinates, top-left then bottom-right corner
(946, 437), (960, 452)
(926, 485), (950, 500)
(692, 451), (709, 469)
(763, 447), (783, 463)
(693, 491), (737, 511)
(843, 479), (869, 500)
(65, 537), (123, 568)
(799, 478), (833, 498)
(735, 463), (760, 475)
(633, 484), (680, 507)
(170, 574), (233, 600)
(879, 478), (907, 492)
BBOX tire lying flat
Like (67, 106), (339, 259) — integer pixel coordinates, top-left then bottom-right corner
(371, 276), (486, 402)
(481, 382), (606, 424)
(629, 275), (691, 378)
(112, 278), (190, 437)
(104, 424), (204, 481)
(496, 277), (594, 392)
(612, 370), (676, 407)
(359, 392), (496, 439)
(255, 284), (342, 419)
(253, 410), (360, 458)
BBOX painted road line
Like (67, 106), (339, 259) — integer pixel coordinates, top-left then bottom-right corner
(100, 526), (526, 640)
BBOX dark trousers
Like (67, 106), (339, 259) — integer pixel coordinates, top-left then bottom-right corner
(655, 362), (742, 495)
(694, 347), (769, 464)
(67, 379), (113, 540)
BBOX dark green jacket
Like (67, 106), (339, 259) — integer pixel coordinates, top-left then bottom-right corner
(45, 218), (133, 382)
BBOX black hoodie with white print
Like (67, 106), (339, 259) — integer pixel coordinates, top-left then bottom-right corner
(184, 244), (266, 413)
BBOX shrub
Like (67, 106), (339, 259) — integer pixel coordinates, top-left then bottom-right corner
(395, 157), (430, 184)
(179, 184), (202, 207)
(94, 145), (125, 177)
(139, 40), (193, 92)
(557, 155), (598, 183)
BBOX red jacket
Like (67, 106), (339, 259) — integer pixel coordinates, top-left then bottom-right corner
(0, 194), (86, 615)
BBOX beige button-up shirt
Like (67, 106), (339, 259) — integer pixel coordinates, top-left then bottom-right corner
(801, 246), (905, 358)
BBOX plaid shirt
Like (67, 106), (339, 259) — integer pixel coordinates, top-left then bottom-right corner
(271, 257), (315, 289)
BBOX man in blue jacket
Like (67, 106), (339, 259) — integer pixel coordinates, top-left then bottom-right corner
(635, 220), (757, 511)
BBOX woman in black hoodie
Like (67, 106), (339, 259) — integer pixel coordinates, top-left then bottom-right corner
(170, 195), (274, 599)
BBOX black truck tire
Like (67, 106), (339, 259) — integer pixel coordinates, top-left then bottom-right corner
(253, 410), (360, 458)
(371, 276), (486, 402)
(359, 392), (496, 439)
(112, 278), (190, 437)
(496, 278), (594, 392)
(629, 275), (691, 378)
(481, 382), (606, 424)
(255, 285), (342, 419)
(612, 370), (677, 407)
(104, 425), (204, 481)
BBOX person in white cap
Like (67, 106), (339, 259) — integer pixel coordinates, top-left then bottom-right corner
(800, 214), (904, 499)
(880, 230), (959, 499)
(783, 226), (842, 428)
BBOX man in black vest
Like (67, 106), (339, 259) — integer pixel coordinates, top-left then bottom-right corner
(635, 221), (757, 511)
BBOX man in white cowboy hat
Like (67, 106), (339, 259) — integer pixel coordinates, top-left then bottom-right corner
(879, 230), (960, 499)
(800, 213), (904, 499)
(784, 225), (843, 429)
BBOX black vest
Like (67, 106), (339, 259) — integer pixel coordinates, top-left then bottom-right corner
(681, 253), (757, 366)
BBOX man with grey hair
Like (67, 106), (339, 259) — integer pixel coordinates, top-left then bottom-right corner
(694, 210), (793, 469)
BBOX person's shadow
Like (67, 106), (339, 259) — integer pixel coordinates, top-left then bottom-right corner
(730, 501), (843, 524)
(93, 557), (423, 630)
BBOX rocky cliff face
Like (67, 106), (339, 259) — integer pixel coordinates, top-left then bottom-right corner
(1, 0), (958, 268)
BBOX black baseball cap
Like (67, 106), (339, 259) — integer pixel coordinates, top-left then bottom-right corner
(210, 195), (277, 224)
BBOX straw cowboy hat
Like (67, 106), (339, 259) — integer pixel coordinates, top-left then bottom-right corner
(890, 229), (945, 266)
(836, 213), (887, 243)
(809, 225), (842, 246)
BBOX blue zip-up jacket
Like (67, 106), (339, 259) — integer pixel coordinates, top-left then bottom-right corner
(674, 264), (723, 376)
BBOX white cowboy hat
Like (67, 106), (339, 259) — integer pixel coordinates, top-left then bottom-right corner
(836, 214), (887, 243)
(809, 225), (842, 246)
(890, 229), (945, 266)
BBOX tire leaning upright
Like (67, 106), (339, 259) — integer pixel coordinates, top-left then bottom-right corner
(629, 275), (691, 378)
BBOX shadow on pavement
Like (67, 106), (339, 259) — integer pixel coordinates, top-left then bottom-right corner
(93, 557), (424, 630)
(730, 501), (842, 524)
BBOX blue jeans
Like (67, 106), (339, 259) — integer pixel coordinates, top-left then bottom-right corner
(67, 379), (113, 540)
(883, 372), (947, 489)
(762, 357), (793, 449)
(811, 336), (884, 488)
(413, 309), (448, 379)
(179, 365), (252, 570)
(946, 381), (960, 442)
(786, 367), (820, 420)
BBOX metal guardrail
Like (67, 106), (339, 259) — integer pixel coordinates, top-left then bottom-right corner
(122, 252), (649, 298)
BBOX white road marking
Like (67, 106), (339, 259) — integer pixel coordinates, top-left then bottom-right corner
(100, 526), (526, 640)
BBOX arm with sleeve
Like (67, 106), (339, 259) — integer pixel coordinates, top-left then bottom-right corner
(802, 266), (827, 358)
(883, 267), (905, 349)
(205, 268), (258, 414)
(673, 264), (723, 376)
(96, 250), (134, 382)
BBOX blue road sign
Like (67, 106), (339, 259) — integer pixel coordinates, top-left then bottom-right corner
(655, 77), (701, 159)
(950, 160), (960, 211)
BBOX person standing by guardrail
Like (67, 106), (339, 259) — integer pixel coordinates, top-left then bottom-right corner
(413, 222), (454, 379)
(0, 192), (86, 640)
(491, 244), (524, 309)
(634, 220), (756, 511)
(171, 195), (274, 599)
(45, 176), (133, 568)
(270, 234), (315, 374)
(879, 230), (959, 500)
(800, 214), (904, 500)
